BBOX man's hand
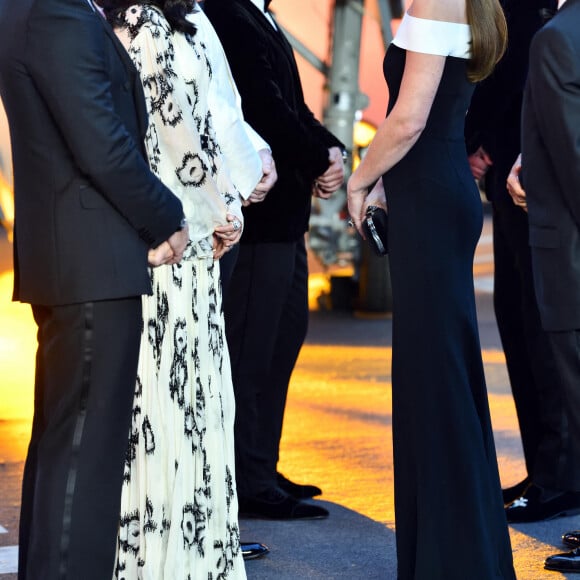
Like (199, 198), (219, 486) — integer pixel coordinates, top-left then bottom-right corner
(166, 222), (189, 264)
(245, 149), (277, 205)
(148, 241), (174, 267)
(468, 146), (493, 180)
(506, 153), (527, 212)
(314, 146), (345, 198)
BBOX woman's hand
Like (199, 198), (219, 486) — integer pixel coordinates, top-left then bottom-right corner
(347, 172), (369, 236)
(347, 177), (387, 239)
(363, 180), (387, 215)
(212, 235), (229, 259)
(213, 213), (243, 259)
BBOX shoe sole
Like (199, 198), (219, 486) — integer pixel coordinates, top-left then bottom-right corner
(239, 512), (329, 520)
(242, 551), (269, 561)
(544, 563), (580, 573)
(508, 507), (580, 524)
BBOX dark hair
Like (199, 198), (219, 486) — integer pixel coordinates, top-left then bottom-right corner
(98, 0), (197, 36)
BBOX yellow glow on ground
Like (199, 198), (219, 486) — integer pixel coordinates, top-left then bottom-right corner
(0, 258), (562, 578)
(0, 272), (36, 421)
(279, 343), (520, 530)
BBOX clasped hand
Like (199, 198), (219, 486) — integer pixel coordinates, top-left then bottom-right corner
(213, 213), (243, 259)
(506, 154), (527, 212)
(148, 213), (243, 266)
(468, 146), (493, 181)
(313, 146), (345, 199)
(243, 148), (277, 206)
(148, 224), (189, 267)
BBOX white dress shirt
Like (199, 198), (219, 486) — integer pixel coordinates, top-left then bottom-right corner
(249, 0), (277, 29)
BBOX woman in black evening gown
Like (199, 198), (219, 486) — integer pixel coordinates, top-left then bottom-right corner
(348, 0), (515, 578)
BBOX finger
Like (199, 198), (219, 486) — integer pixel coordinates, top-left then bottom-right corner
(348, 218), (365, 238)
(314, 187), (333, 200)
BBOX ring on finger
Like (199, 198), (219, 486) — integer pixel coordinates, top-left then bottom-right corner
(232, 219), (241, 231)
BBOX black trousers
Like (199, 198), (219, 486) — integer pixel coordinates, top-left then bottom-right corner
(223, 238), (308, 497)
(19, 298), (142, 580)
(487, 164), (564, 488)
(545, 330), (580, 490)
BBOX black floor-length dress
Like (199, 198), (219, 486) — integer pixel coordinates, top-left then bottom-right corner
(383, 15), (516, 580)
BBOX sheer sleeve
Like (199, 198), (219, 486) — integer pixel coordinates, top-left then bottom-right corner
(123, 6), (232, 245)
(195, 9), (265, 200)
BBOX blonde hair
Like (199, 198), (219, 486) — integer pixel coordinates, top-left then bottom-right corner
(466, 0), (507, 82)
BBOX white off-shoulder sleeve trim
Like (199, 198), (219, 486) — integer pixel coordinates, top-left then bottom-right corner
(393, 12), (471, 59)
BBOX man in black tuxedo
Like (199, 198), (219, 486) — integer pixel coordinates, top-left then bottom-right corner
(0, 0), (188, 577)
(464, 0), (580, 522)
(204, 0), (345, 519)
(505, 0), (580, 570)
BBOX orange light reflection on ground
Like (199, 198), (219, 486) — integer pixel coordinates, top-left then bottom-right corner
(0, 272), (35, 422)
(279, 342), (517, 531)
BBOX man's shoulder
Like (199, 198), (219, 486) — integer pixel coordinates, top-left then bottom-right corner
(531, 9), (580, 57)
(204, 0), (245, 17)
(204, 0), (257, 23)
(204, 0), (266, 42)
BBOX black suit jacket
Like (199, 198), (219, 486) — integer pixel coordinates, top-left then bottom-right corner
(204, 0), (343, 243)
(0, 0), (183, 305)
(464, 0), (556, 202)
(522, 0), (580, 331)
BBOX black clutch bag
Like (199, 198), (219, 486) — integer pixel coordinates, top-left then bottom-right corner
(362, 205), (388, 256)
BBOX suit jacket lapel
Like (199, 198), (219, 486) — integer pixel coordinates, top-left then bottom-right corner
(269, 14), (302, 80)
(238, 0), (302, 87)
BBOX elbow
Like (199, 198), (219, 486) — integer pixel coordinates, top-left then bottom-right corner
(399, 117), (426, 144)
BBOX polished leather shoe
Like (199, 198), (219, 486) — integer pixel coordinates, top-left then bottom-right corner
(505, 483), (580, 523)
(502, 476), (531, 505)
(545, 547), (580, 572)
(277, 472), (322, 499)
(238, 486), (329, 520)
(241, 542), (269, 561)
(562, 530), (580, 548)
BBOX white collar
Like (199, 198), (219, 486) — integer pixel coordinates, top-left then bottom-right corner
(249, 0), (265, 12)
(249, 0), (277, 29)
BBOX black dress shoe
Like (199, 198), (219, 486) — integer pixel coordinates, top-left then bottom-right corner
(562, 530), (580, 548)
(545, 547), (580, 572)
(502, 476), (531, 505)
(276, 472), (322, 499)
(505, 483), (580, 523)
(238, 486), (329, 520)
(241, 542), (269, 561)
